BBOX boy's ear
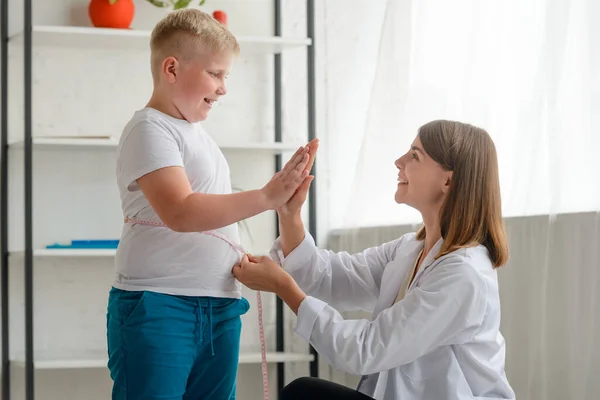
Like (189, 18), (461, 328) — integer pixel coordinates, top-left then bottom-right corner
(163, 56), (179, 83)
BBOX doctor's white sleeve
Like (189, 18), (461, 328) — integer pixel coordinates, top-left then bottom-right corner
(293, 256), (487, 376)
(270, 232), (405, 312)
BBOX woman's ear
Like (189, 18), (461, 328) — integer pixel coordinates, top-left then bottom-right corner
(441, 172), (452, 194)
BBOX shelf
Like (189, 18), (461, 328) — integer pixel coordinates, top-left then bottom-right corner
(9, 25), (312, 54)
(11, 352), (314, 370)
(12, 357), (108, 370)
(8, 137), (302, 154)
(39, 249), (117, 257)
(9, 249), (117, 257)
(218, 141), (302, 153)
(239, 352), (314, 364)
(8, 137), (120, 150)
(10, 247), (272, 258)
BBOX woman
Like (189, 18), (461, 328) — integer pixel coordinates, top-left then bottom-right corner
(233, 120), (515, 400)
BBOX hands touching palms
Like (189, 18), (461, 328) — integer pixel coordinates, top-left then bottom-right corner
(260, 138), (319, 211)
(277, 138), (319, 218)
(232, 138), (318, 298)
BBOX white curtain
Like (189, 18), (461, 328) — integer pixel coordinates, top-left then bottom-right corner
(333, 0), (600, 229)
(318, 0), (600, 398)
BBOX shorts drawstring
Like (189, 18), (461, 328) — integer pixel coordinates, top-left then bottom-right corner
(209, 298), (214, 356)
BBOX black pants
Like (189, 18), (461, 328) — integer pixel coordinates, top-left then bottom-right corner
(281, 377), (375, 400)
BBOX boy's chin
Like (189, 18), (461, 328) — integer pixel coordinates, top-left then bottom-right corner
(185, 111), (209, 123)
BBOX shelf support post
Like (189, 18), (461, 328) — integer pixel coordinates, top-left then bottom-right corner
(24, 0), (35, 399)
(1, 0), (11, 395)
(273, 0), (286, 394)
(306, 0), (319, 379)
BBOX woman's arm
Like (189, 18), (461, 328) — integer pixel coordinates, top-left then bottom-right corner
(269, 139), (402, 311)
(271, 231), (405, 312)
(278, 214), (306, 257)
(291, 257), (487, 376)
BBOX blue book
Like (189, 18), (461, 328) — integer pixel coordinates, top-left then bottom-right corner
(46, 239), (119, 249)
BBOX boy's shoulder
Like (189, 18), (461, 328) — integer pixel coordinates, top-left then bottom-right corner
(122, 107), (184, 131)
(119, 108), (195, 144)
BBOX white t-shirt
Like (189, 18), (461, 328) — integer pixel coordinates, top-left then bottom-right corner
(113, 107), (242, 298)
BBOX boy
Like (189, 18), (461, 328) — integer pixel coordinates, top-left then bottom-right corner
(106, 9), (316, 400)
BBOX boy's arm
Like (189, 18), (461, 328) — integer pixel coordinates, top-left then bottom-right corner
(136, 145), (312, 233)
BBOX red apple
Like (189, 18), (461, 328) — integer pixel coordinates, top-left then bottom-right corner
(213, 10), (227, 26)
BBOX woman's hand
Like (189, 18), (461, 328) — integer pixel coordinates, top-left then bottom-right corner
(233, 254), (307, 314)
(277, 139), (319, 218)
(232, 254), (288, 293)
(275, 139), (317, 256)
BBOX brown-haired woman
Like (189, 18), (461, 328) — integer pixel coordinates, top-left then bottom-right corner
(233, 120), (515, 400)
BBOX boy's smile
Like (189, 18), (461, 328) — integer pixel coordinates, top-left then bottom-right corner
(203, 97), (217, 108)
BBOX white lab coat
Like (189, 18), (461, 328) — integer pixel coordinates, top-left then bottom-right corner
(270, 232), (515, 400)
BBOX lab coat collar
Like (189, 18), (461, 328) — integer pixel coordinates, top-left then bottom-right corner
(396, 238), (424, 258)
(408, 236), (445, 287)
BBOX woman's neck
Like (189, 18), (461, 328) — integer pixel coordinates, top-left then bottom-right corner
(421, 212), (442, 257)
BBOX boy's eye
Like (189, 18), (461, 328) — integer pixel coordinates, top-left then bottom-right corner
(411, 152), (418, 160)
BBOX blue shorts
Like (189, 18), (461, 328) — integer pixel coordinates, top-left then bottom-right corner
(106, 287), (250, 400)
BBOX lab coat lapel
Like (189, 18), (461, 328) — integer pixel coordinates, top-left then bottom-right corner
(410, 237), (444, 287)
(376, 238), (424, 314)
(396, 238), (424, 259)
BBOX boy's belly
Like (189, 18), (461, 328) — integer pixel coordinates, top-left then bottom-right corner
(114, 224), (242, 297)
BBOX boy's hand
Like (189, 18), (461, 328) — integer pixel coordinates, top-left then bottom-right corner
(261, 141), (315, 209)
(277, 139), (318, 217)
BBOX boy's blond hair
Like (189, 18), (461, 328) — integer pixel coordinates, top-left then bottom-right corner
(150, 8), (240, 81)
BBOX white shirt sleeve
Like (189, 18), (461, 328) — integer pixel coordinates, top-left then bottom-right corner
(270, 232), (405, 312)
(294, 256), (487, 376)
(118, 120), (184, 192)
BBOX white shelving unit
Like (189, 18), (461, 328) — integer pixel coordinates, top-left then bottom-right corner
(1, 2), (318, 399)
(9, 137), (120, 149)
(8, 136), (303, 154)
(24, 249), (117, 258)
(9, 25), (312, 54)
(9, 247), (278, 258)
(11, 352), (314, 370)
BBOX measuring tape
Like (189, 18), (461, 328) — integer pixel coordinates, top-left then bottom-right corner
(123, 217), (271, 400)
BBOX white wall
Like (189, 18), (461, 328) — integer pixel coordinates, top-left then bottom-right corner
(1, 0), (315, 399)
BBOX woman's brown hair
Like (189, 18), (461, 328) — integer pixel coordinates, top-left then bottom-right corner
(416, 120), (509, 267)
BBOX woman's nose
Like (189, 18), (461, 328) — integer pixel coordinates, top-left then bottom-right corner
(395, 156), (404, 169)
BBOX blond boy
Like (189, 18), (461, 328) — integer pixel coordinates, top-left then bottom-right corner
(106, 9), (315, 399)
